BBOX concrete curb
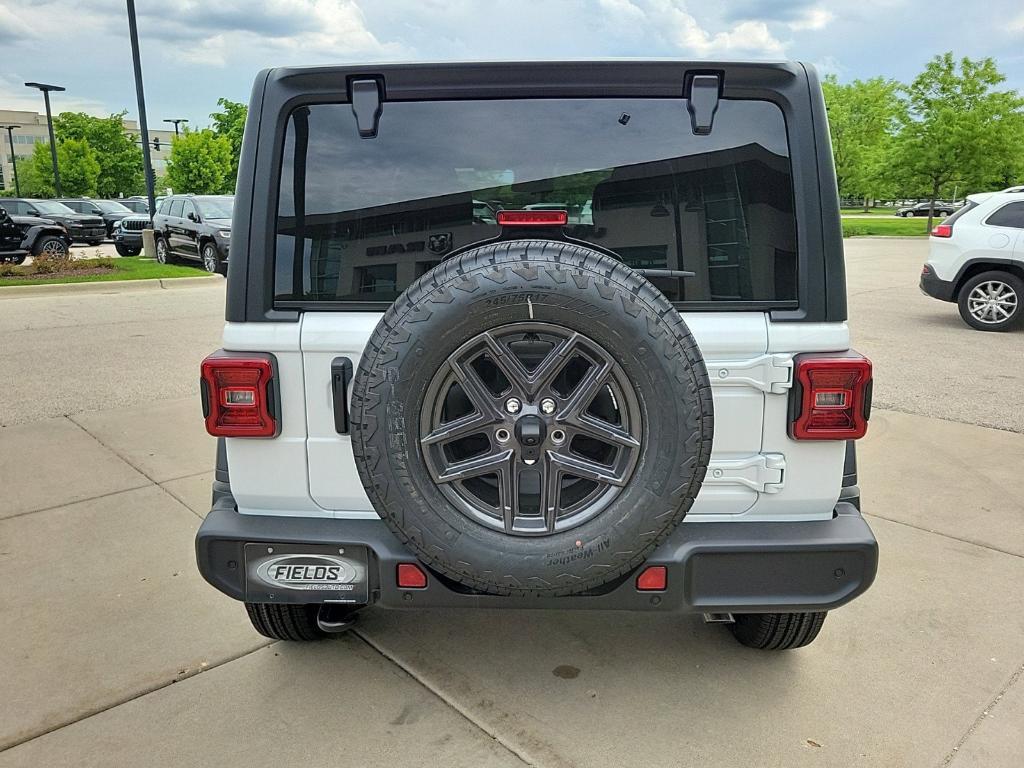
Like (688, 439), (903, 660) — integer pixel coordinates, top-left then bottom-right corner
(0, 275), (221, 299)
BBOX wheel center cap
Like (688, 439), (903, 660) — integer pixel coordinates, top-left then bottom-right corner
(514, 414), (547, 462)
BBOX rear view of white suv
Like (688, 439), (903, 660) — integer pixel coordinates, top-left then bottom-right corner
(921, 190), (1024, 331)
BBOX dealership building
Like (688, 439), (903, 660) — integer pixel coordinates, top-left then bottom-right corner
(0, 108), (175, 194)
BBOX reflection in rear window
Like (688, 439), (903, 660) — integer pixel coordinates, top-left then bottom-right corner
(275, 98), (798, 306)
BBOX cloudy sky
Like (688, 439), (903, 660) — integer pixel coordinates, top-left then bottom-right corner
(2, 0), (1022, 127)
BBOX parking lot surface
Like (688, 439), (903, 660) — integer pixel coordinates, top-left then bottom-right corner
(1, 238), (1022, 767)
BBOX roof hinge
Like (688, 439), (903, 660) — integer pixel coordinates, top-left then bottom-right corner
(687, 73), (720, 136)
(349, 78), (383, 139)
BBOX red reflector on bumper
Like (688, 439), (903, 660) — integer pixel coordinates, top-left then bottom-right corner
(636, 565), (667, 591)
(397, 563), (428, 589)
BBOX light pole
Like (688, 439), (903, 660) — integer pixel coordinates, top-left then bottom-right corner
(24, 82), (65, 196)
(2, 125), (21, 197)
(163, 118), (187, 136)
(126, 0), (156, 220)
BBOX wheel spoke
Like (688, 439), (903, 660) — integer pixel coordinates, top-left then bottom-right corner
(434, 447), (513, 484)
(572, 413), (641, 450)
(420, 410), (495, 447)
(549, 450), (628, 486)
(478, 331), (530, 394)
(542, 459), (561, 532)
(449, 356), (505, 421)
(558, 358), (612, 419)
(521, 332), (581, 396)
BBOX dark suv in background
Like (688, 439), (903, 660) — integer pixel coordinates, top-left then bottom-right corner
(1, 199), (106, 245)
(0, 204), (71, 263)
(59, 198), (132, 237)
(152, 195), (233, 274)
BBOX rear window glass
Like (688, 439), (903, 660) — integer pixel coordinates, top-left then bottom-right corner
(275, 98), (797, 306)
(985, 201), (1024, 229)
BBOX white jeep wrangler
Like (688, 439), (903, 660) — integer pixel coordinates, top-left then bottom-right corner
(196, 61), (877, 650)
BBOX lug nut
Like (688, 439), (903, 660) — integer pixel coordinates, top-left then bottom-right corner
(540, 397), (556, 414)
(505, 397), (522, 414)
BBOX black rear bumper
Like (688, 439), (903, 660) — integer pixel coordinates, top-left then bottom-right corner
(920, 264), (956, 302)
(196, 489), (878, 615)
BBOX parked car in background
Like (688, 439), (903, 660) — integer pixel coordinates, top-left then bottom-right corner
(0, 204), (72, 263)
(0, 199), (106, 245)
(151, 194), (232, 274)
(59, 198), (132, 237)
(118, 198), (150, 214)
(920, 189), (1024, 331)
(896, 201), (956, 218)
(112, 214), (148, 256)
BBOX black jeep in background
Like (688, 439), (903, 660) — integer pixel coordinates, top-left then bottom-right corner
(1, 199), (106, 245)
(0, 205), (72, 263)
(152, 194), (232, 274)
(58, 198), (133, 237)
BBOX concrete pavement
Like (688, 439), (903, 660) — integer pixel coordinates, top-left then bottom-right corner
(1, 239), (1022, 766)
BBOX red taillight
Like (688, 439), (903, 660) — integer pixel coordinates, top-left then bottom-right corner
(931, 224), (952, 238)
(636, 565), (667, 591)
(200, 351), (278, 438)
(790, 354), (872, 440)
(396, 563), (428, 589)
(496, 209), (568, 227)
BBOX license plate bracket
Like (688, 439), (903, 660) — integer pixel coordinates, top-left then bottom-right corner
(244, 543), (369, 604)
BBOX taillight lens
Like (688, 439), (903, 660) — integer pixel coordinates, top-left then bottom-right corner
(200, 351), (278, 437)
(496, 209), (568, 227)
(790, 354), (872, 440)
(931, 224), (952, 238)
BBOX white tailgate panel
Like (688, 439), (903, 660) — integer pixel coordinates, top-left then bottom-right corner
(680, 312), (768, 517)
(302, 312), (382, 514)
(222, 321), (324, 516)
(728, 320), (852, 522)
(264, 311), (849, 524)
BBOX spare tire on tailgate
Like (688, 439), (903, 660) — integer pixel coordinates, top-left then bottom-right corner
(350, 239), (714, 597)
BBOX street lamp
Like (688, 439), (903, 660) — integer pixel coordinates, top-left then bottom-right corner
(163, 118), (188, 136)
(126, 0), (156, 221)
(2, 125), (21, 197)
(24, 82), (65, 197)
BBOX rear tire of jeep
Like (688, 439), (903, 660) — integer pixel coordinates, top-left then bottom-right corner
(729, 612), (827, 650)
(351, 239), (714, 598)
(244, 602), (327, 641)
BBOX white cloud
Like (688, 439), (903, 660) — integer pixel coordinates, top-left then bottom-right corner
(788, 7), (833, 31)
(595, 0), (787, 57)
(165, 0), (407, 67)
(0, 75), (110, 116)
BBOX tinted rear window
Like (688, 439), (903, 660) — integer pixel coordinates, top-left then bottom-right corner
(985, 201), (1024, 229)
(275, 98), (797, 306)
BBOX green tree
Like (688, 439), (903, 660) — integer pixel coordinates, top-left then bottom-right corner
(164, 129), (233, 194)
(53, 112), (144, 197)
(210, 98), (247, 191)
(26, 138), (101, 197)
(822, 75), (904, 208)
(892, 53), (1024, 228)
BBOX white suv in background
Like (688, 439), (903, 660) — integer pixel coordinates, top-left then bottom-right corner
(921, 189), (1024, 331)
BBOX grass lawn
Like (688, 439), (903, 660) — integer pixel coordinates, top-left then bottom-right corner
(841, 216), (935, 237)
(840, 207), (898, 216)
(0, 257), (210, 287)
